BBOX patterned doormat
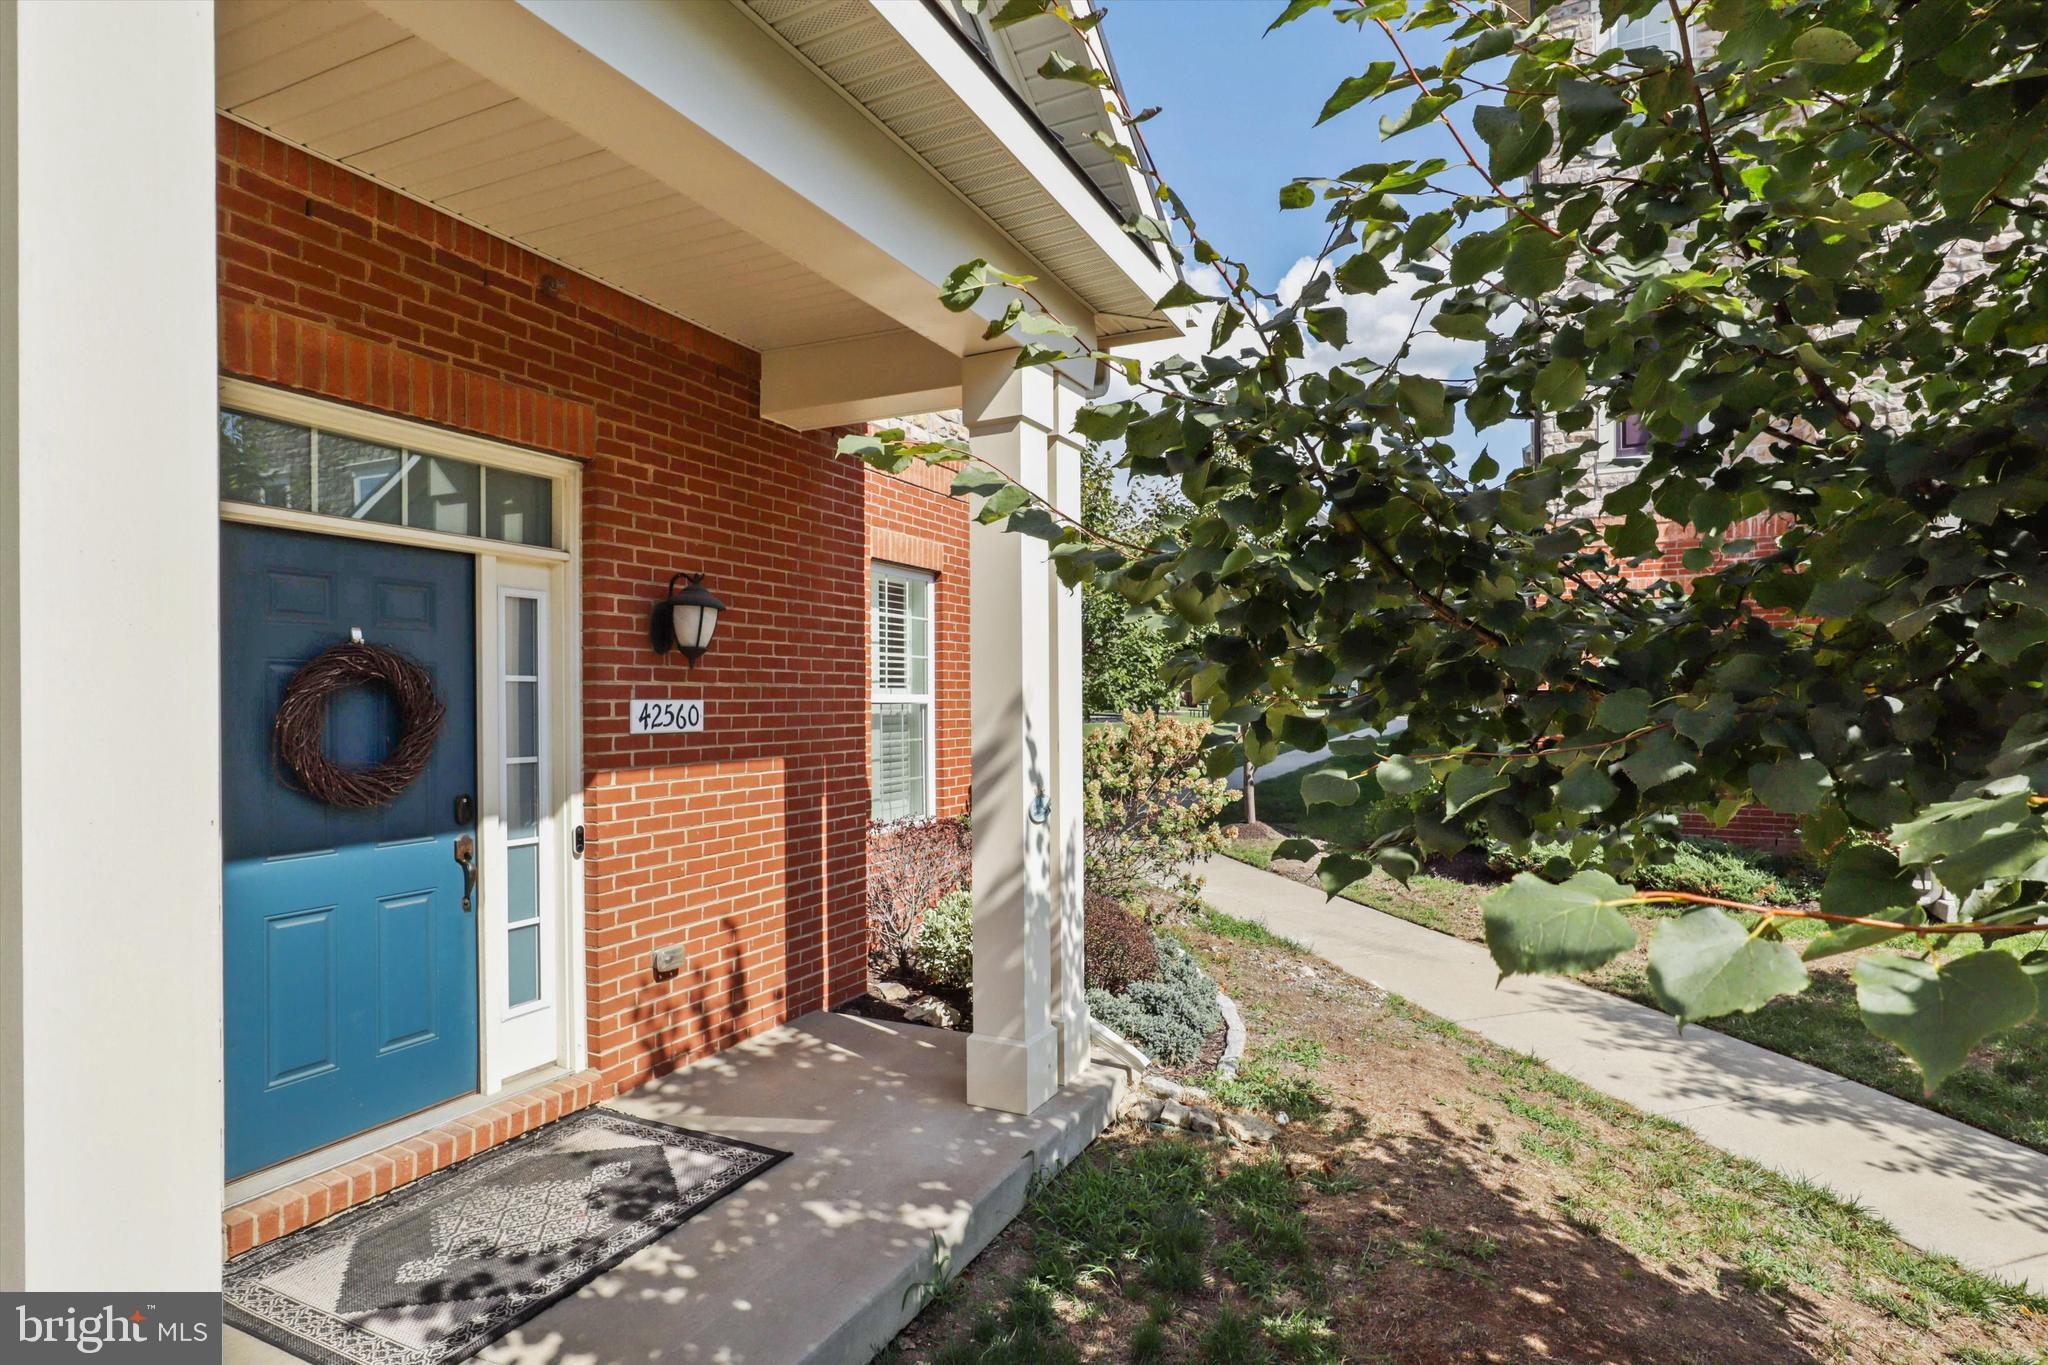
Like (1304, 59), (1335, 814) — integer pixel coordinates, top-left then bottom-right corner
(224, 1108), (788, 1365)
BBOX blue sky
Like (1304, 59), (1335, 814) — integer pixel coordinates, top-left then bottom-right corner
(1103, 0), (1510, 472)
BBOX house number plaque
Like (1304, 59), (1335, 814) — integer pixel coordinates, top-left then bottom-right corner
(630, 698), (705, 734)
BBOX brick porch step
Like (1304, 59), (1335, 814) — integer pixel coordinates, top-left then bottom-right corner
(223, 1069), (609, 1259)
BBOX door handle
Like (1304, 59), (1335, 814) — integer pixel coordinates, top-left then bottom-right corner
(453, 833), (477, 914)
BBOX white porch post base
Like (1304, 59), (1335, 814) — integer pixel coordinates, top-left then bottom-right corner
(965, 1025), (1061, 1114)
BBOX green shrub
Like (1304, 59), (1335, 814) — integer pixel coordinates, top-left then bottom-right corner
(1489, 835), (1822, 906)
(1088, 933), (1222, 1066)
(1085, 710), (1230, 912)
(1083, 893), (1162, 993)
(910, 889), (974, 990)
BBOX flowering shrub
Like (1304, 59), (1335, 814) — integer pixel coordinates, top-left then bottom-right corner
(867, 816), (969, 975)
(1083, 892), (1162, 994)
(1084, 712), (1229, 913)
(909, 889), (975, 992)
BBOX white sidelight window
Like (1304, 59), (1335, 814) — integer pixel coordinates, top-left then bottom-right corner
(872, 564), (935, 822)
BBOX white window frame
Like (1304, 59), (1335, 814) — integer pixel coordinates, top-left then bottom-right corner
(216, 378), (588, 1200)
(1605, 10), (1680, 54)
(871, 562), (937, 822)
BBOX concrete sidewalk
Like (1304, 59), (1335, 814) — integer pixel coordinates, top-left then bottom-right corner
(1200, 853), (2048, 1292)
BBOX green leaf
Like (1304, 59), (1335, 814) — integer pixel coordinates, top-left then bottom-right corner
(1036, 50), (1110, 87)
(1855, 952), (2037, 1093)
(1300, 770), (1362, 807)
(1071, 400), (1146, 442)
(1892, 792), (2048, 895)
(1433, 305), (1492, 340)
(1673, 695), (1738, 748)
(978, 484), (1033, 520)
(1448, 230), (1510, 285)
(1272, 838), (1320, 862)
(1803, 844), (1926, 961)
(1749, 757), (1831, 814)
(1265, 0), (1332, 32)
(1376, 754), (1431, 796)
(1444, 764), (1509, 816)
(1381, 93), (1452, 141)
(1317, 852), (1373, 896)
(1790, 26), (1863, 63)
(949, 465), (1007, 497)
(1557, 79), (1630, 156)
(1649, 908), (1809, 1025)
(1279, 182), (1317, 210)
(1153, 281), (1213, 310)
(1483, 870), (1639, 976)
(939, 259), (989, 312)
(1533, 357), (1588, 409)
(1317, 61), (1395, 125)
(1502, 229), (1575, 298)
(1557, 762), (1620, 814)
(1615, 730), (1696, 791)
(1594, 687), (1651, 733)
(1397, 374), (1452, 435)
(1336, 250), (1392, 295)
(1306, 306), (1349, 348)
(1471, 103), (1554, 182)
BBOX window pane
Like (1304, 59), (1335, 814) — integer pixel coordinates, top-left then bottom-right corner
(317, 434), (406, 524)
(406, 455), (480, 537)
(907, 578), (930, 695)
(506, 843), (539, 926)
(507, 924), (541, 1008)
(508, 761), (540, 839)
(219, 411), (310, 509)
(506, 596), (538, 676)
(874, 575), (909, 692)
(872, 701), (930, 821)
(486, 468), (553, 546)
(507, 683), (539, 758)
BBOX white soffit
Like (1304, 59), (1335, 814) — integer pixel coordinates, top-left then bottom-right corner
(216, 0), (901, 353)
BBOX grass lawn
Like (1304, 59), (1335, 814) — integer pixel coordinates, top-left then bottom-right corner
(885, 916), (2048, 1363)
(1221, 759), (2048, 1156)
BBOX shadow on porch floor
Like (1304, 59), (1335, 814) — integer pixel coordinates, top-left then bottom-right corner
(225, 1012), (1125, 1365)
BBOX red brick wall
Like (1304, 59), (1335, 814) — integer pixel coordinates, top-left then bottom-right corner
(1615, 510), (1801, 852)
(863, 458), (972, 820)
(216, 118), (870, 1096)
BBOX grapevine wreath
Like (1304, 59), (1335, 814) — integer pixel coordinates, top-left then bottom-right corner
(274, 640), (447, 808)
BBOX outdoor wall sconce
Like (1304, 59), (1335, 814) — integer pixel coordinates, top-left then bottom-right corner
(650, 572), (727, 667)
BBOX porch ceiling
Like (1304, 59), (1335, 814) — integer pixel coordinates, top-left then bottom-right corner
(215, 0), (1177, 362)
(217, 0), (900, 353)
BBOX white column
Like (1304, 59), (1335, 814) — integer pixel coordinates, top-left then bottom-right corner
(963, 355), (1058, 1114)
(1046, 379), (1090, 1085)
(0, 0), (223, 1289)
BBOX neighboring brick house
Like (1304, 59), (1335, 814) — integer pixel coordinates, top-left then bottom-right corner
(1527, 4), (1799, 849)
(0, 0), (1177, 1287)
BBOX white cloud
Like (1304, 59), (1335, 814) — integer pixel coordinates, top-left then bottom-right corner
(1274, 254), (1483, 381)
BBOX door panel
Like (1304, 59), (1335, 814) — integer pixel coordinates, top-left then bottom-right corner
(222, 523), (479, 1179)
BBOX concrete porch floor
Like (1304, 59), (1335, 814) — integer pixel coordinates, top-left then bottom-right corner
(225, 1013), (1125, 1365)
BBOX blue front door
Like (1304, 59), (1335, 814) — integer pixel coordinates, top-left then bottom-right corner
(222, 524), (480, 1179)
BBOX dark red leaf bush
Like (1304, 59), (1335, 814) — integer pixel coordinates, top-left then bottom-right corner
(1083, 892), (1162, 995)
(867, 816), (970, 975)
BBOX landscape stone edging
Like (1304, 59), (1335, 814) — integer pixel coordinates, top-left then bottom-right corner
(1215, 990), (1246, 1080)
